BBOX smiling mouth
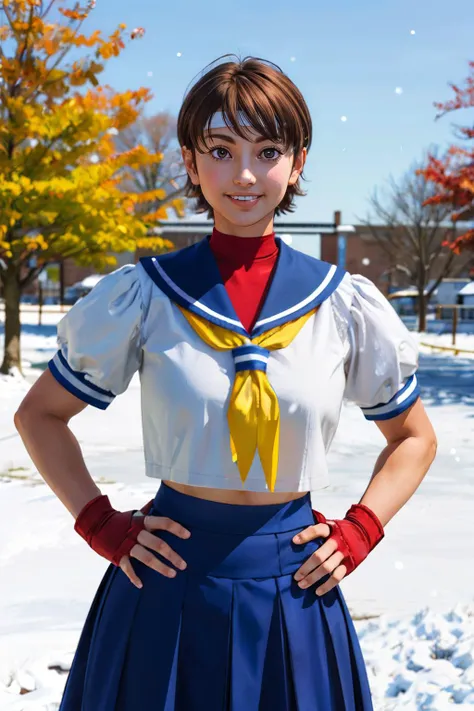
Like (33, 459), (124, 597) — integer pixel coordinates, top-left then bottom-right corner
(226, 195), (263, 206)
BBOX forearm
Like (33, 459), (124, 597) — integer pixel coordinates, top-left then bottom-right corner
(14, 411), (102, 520)
(358, 435), (437, 527)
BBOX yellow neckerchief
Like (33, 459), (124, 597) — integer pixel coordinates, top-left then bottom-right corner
(177, 305), (319, 492)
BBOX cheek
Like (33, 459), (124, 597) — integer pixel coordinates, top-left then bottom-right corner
(266, 162), (293, 193)
(199, 169), (226, 207)
(195, 157), (227, 193)
(205, 165), (227, 190)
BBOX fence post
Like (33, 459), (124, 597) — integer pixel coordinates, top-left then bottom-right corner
(452, 307), (458, 346)
(38, 283), (43, 327)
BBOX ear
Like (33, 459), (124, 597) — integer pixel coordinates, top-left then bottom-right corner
(288, 147), (307, 186)
(181, 146), (200, 185)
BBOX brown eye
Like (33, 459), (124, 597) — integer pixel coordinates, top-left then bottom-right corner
(261, 147), (282, 161)
(210, 147), (231, 160)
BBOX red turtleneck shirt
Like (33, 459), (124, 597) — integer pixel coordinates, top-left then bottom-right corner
(208, 227), (279, 333)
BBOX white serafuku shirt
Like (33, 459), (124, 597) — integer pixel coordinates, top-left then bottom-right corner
(48, 236), (420, 492)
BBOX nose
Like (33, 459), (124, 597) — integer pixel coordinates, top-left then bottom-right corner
(233, 165), (256, 187)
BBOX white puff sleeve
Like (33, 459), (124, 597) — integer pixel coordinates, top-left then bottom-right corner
(48, 264), (144, 409)
(335, 274), (420, 420)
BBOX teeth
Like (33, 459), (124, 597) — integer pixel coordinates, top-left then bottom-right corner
(230, 196), (259, 201)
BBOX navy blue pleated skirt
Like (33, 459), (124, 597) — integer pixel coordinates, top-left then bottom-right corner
(59, 483), (374, 710)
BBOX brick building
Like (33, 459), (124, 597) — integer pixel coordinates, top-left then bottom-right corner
(23, 210), (473, 299)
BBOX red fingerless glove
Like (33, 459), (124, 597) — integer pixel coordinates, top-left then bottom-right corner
(74, 495), (154, 566)
(312, 503), (384, 576)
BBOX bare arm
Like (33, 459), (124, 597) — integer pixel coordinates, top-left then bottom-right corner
(13, 369), (102, 519)
(15, 368), (191, 588)
(358, 397), (438, 526)
(291, 397), (437, 595)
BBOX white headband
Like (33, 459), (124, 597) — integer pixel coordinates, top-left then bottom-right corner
(206, 110), (288, 141)
(207, 111), (307, 146)
(207, 111), (254, 130)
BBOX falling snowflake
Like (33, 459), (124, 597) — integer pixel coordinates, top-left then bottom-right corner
(410, 29), (416, 35)
(340, 116), (348, 122)
(177, 52), (182, 57)
(30, 139), (38, 148)
(90, 153), (100, 164)
(147, 71), (153, 77)
(107, 127), (119, 136)
(131, 27), (145, 40)
(290, 56), (296, 62)
(395, 87), (403, 95)
(450, 447), (457, 455)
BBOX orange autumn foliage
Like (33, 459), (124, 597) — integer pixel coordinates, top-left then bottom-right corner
(420, 61), (474, 253)
(0, 0), (183, 374)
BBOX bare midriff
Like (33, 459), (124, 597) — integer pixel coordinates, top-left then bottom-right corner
(162, 480), (308, 505)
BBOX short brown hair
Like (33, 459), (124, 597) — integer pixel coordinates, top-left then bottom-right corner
(177, 55), (312, 218)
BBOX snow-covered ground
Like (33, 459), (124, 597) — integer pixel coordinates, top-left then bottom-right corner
(0, 312), (473, 710)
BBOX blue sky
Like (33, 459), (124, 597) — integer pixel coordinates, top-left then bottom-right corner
(84, 1), (472, 229)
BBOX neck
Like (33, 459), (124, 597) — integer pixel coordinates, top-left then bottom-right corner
(213, 212), (275, 238)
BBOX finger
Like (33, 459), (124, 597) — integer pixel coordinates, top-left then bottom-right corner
(129, 542), (178, 579)
(293, 538), (339, 580)
(315, 563), (347, 596)
(296, 551), (345, 589)
(144, 515), (191, 540)
(292, 523), (331, 544)
(137, 529), (187, 571)
(119, 555), (143, 589)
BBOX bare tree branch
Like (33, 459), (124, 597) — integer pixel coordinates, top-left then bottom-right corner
(356, 149), (471, 330)
(426, 250), (456, 299)
(113, 112), (186, 220)
(19, 264), (49, 289)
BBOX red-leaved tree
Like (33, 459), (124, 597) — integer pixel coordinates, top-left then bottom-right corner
(420, 61), (474, 254)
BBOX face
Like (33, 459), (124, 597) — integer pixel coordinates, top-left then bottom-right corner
(182, 125), (306, 237)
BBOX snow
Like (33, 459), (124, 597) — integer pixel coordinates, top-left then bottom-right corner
(75, 275), (104, 289)
(458, 283), (474, 296)
(416, 332), (474, 359)
(1, 313), (474, 710)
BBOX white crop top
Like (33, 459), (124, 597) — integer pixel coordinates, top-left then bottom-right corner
(48, 236), (420, 492)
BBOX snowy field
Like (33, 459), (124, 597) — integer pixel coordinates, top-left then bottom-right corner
(0, 311), (473, 710)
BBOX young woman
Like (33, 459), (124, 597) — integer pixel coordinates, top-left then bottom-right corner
(14, 55), (437, 710)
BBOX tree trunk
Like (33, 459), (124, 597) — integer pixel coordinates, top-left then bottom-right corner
(418, 287), (427, 333)
(0, 264), (23, 375)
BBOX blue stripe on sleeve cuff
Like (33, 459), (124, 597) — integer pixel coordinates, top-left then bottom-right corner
(361, 374), (420, 421)
(48, 351), (115, 410)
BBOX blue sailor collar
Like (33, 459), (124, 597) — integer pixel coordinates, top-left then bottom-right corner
(140, 235), (346, 338)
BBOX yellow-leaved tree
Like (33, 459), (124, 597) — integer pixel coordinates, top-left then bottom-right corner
(0, 0), (184, 374)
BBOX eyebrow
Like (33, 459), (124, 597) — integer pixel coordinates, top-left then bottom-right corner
(204, 131), (282, 145)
